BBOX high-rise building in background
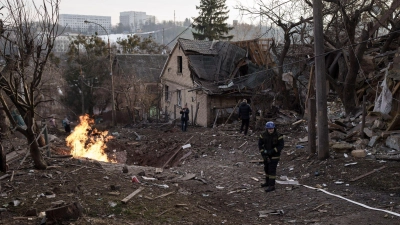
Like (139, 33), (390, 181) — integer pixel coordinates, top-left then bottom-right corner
(59, 14), (111, 35)
(119, 11), (155, 32)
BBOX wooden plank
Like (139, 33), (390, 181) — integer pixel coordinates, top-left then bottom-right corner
(0, 174), (10, 180)
(375, 155), (400, 161)
(328, 122), (346, 132)
(6, 149), (27, 163)
(162, 136), (194, 169)
(154, 191), (174, 200)
(386, 113), (400, 131)
(392, 82), (400, 95)
(350, 166), (386, 182)
(249, 160), (263, 163)
(121, 187), (144, 204)
(212, 109), (220, 128)
(224, 100), (241, 125)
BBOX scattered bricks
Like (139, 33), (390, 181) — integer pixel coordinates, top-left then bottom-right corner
(45, 202), (83, 223)
(355, 138), (369, 149)
(351, 149), (367, 158)
(363, 128), (373, 138)
(368, 136), (380, 147)
(329, 131), (347, 141)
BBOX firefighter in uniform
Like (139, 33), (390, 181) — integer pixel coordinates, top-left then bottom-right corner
(258, 121), (284, 192)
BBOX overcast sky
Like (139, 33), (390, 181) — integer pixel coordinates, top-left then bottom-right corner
(58, 0), (253, 25)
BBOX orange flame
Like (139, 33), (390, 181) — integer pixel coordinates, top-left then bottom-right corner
(66, 114), (115, 162)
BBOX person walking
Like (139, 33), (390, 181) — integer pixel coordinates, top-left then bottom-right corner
(62, 116), (72, 134)
(238, 99), (252, 135)
(258, 121), (284, 192)
(180, 103), (189, 132)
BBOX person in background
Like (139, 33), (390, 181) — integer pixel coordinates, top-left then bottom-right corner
(62, 116), (72, 134)
(180, 103), (189, 132)
(238, 99), (252, 135)
(49, 116), (57, 128)
(258, 121), (284, 192)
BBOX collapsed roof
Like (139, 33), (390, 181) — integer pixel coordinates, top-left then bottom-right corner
(177, 38), (274, 95)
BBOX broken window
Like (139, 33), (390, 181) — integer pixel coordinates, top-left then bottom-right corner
(177, 90), (181, 106)
(165, 85), (169, 101)
(177, 56), (182, 74)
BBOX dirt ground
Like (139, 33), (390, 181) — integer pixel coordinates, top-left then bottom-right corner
(1, 118), (400, 225)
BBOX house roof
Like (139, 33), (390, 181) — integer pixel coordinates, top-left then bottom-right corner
(114, 54), (168, 83)
(178, 39), (220, 55)
(178, 38), (251, 82)
(161, 38), (273, 96)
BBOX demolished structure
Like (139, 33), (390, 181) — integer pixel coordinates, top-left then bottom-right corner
(160, 38), (274, 127)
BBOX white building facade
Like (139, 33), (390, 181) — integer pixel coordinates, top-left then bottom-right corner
(119, 11), (155, 32)
(59, 14), (111, 35)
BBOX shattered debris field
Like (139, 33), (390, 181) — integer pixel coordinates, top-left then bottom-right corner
(1, 120), (400, 224)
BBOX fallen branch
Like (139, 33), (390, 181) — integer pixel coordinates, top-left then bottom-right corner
(350, 166), (386, 182)
(197, 204), (211, 213)
(157, 208), (172, 217)
(239, 141), (248, 148)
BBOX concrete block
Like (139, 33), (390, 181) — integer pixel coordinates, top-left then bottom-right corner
(368, 136), (380, 147)
(385, 134), (400, 150)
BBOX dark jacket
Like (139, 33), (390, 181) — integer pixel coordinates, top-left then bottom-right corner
(180, 108), (189, 121)
(258, 129), (284, 160)
(238, 102), (252, 120)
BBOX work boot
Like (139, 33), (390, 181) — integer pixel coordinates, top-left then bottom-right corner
(265, 186), (275, 192)
(260, 178), (269, 187)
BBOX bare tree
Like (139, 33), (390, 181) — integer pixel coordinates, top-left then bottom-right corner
(0, 0), (60, 169)
(316, 0), (400, 114)
(236, 0), (313, 109)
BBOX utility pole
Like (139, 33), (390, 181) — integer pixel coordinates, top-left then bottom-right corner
(260, 6), (262, 34)
(313, 0), (329, 159)
(80, 68), (84, 114)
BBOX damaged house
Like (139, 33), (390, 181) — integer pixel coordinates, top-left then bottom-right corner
(160, 38), (274, 127)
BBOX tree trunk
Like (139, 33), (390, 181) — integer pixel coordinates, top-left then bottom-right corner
(0, 107), (9, 137)
(27, 133), (47, 169)
(343, 30), (368, 114)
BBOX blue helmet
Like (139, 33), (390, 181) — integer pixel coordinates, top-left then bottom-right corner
(265, 121), (275, 129)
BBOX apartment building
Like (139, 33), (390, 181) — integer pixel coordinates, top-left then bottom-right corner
(119, 11), (155, 32)
(59, 14), (111, 35)
(53, 33), (81, 54)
